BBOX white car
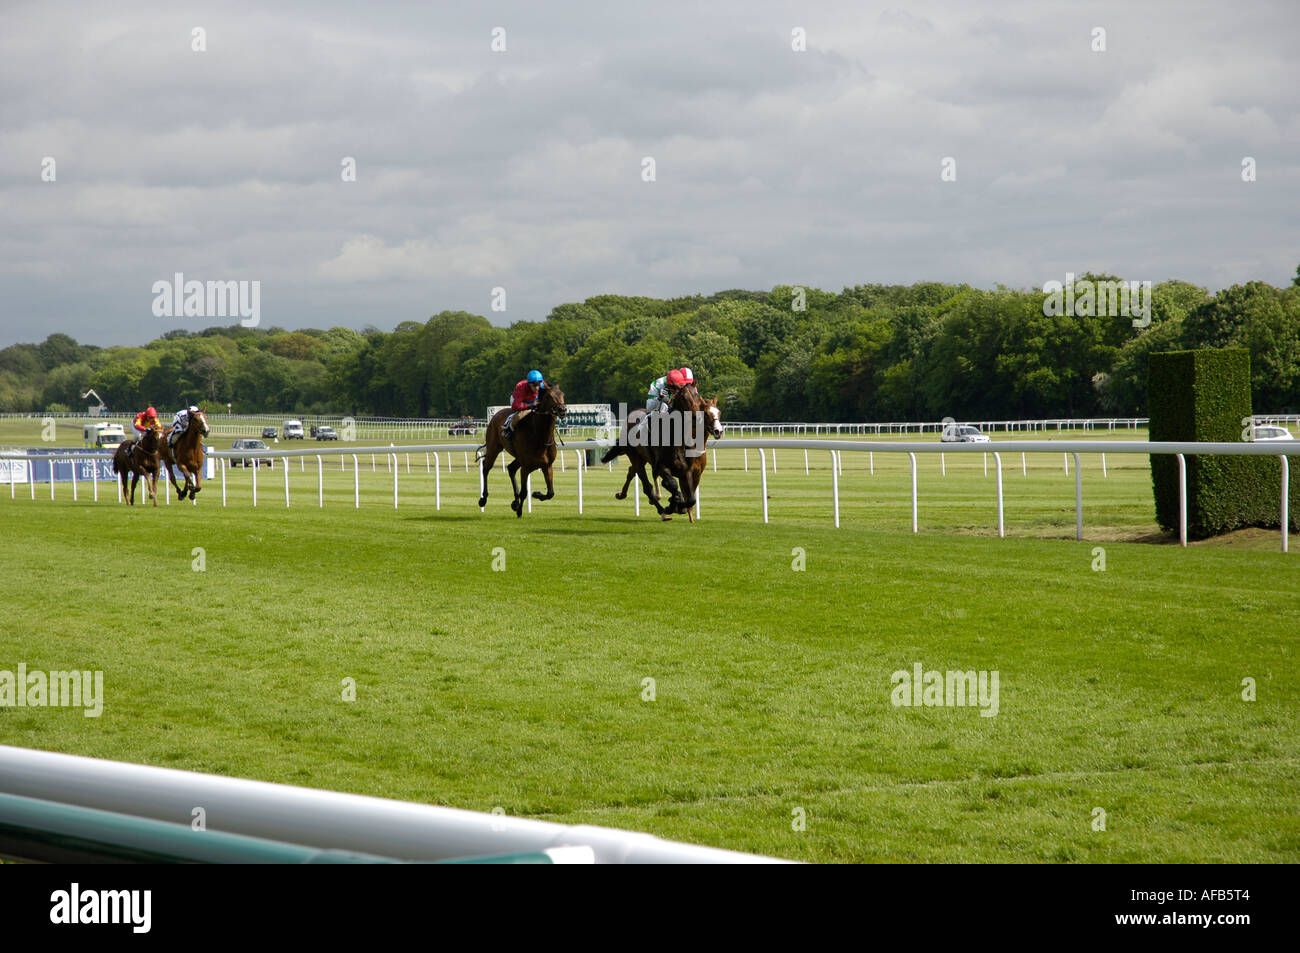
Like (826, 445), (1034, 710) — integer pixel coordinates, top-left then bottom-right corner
(282, 419), (305, 440)
(1252, 424), (1295, 442)
(941, 424), (990, 444)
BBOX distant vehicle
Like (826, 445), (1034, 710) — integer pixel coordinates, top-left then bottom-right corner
(941, 424), (990, 444)
(261, 427), (278, 440)
(83, 423), (126, 447)
(449, 416), (477, 436)
(230, 439), (273, 467)
(315, 426), (339, 441)
(1252, 424), (1295, 442)
(282, 419), (304, 439)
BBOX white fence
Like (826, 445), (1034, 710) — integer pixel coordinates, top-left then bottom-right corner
(0, 745), (779, 864)
(4, 438), (1294, 551)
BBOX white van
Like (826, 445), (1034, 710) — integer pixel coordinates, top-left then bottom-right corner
(282, 419), (305, 440)
(83, 423), (126, 447)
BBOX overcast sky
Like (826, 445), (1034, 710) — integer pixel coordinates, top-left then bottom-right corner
(1, 0), (1296, 348)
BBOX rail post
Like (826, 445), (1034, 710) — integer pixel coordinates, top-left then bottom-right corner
(1073, 452), (1081, 540)
(1176, 453), (1187, 547)
(909, 452), (917, 533)
(758, 448), (768, 523)
(831, 450), (839, 528)
(1281, 455), (1290, 554)
(994, 452), (1004, 537)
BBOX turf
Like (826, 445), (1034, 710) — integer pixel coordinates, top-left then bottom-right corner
(0, 426), (1296, 862)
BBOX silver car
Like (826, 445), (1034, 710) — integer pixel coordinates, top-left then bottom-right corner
(941, 424), (990, 444)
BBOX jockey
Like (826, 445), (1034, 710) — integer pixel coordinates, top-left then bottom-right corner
(169, 405), (199, 447)
(133, 406), (159, 436)
(128, 406), (159, 458)
(679, 367), (695, 390)
(503, 370), (545, 444)
(646, 368), (688, 414)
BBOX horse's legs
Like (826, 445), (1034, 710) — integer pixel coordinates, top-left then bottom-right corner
(615, 463), (637, 499)
(634, 465), (667, 517)
(506, 460), (523, 514)
(532, 462), (555, 501)
(147, 468), (158, 506)
(478, 445), (500, 508)
(161, 452), (184, 499)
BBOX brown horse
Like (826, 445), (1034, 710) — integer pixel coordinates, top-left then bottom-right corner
(615, 393), (723, 521)
(477, 385), (567, 517)
(159, 409), (210, 501)
(112, 424), (163, 506)
(602, 385), (703, 519)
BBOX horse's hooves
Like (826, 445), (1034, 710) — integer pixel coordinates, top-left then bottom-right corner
(477, 497), (487, 507)
(614, 491), (627, 500)
(661, 514), (673, 521)
(531, 492), (545, 500)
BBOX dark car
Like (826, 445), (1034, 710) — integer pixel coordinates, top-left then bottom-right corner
(262, 427), (277, 440)
(449, 417), (477, 436)
(315, 426), (339, 441)
(230, 439), (273, 467)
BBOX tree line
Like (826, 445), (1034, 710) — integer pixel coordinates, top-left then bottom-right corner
(4, 271), (1299, 420)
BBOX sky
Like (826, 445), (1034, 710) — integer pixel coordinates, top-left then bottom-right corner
(1, 0), (1297, 348)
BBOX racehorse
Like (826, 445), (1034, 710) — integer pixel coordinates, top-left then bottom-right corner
(111, 424), (163, 506)
(476, 385), (568, 517)
(614, 393), (723, 521)
(602, 385), (703, 520)
(159, 409), (209, 501)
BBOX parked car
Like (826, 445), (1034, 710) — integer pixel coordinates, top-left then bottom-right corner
(1252, 424), (1295, 441)
(261, 427), (278, 440)
(315, 426), (339, 441)
(941, 424), (990, 444)
(230, 439), (273, 467)
(282, 419), (305, 439)
(449, 416), (477, 436)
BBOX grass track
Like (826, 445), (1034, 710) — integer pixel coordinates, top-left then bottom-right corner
(1, 428), (1297, 862)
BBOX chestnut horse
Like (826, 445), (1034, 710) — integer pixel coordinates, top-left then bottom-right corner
(476, 385), (567, 517)
(159, 409), (209, 501)
(111, 424), (163, 506)
(615, 394), (723, 521)
(602, 385), (704, 520)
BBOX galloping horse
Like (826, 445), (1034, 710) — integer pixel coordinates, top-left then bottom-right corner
(159, 409), (209, 501)
(111, 424), (163, 506)
(614, 392), (723, 521)
(476, 385), (568, 517)
(602, 385), (703, 520)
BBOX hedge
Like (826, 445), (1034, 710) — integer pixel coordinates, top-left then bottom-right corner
(1149, 348), (1298, 538)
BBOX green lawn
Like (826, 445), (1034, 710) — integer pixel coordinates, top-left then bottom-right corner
(1, 424), (1296, 862)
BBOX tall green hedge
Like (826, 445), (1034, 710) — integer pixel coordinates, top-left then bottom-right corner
(1149, 348), (1298, 538)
